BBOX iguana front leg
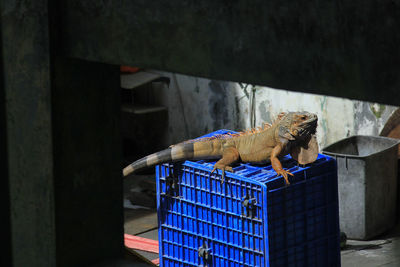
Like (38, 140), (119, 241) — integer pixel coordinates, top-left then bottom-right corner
(271, 144), (294, 185)
(211, 146), (239, 184)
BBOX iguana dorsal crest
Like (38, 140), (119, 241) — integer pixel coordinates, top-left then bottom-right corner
(274, 112), (287, 124)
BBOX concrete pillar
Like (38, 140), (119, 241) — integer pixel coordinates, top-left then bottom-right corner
(1, 1), (56, 265)
(1, 1), (124, 266)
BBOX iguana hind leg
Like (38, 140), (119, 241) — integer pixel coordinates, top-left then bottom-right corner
(211, 147), (239, 184)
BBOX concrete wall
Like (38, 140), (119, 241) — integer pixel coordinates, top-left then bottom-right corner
(60, 0), (400, 107)
(154, 72), (398, 149)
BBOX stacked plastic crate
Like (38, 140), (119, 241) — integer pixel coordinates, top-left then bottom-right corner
(156, 130), (340, 267)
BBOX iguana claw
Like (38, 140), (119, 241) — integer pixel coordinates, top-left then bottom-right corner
(276, 169), (294, 185)
(211, 165), (233, 184)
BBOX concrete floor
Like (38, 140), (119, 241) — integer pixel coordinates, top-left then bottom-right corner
(340, 223), (400, 267)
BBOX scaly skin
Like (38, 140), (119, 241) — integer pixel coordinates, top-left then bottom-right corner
(123, 112), (319, 184)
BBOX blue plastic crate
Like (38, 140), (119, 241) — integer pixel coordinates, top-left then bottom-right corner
(156, 130), (340, 267)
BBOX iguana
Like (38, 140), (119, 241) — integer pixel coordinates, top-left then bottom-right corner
(123, 111), (319, 184)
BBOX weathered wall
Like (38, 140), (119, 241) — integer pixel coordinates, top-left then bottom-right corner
(154, 72), (398, 148)
(248, 87), (397, 148)
(153, 73), (239, 144)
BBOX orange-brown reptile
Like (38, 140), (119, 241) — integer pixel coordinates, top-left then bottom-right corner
(123, 111), (319, 184)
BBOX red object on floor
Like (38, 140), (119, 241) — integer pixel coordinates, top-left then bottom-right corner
(124, 234), (159, 253)
(120, 66), (140, 73)
(151, 258), (160, 265)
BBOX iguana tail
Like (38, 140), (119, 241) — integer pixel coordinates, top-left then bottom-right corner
(123, 141), (221, 177)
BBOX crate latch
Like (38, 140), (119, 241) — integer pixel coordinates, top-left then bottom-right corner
(198, 242), (211, 266)
(160, 172), (180, 198)
(242, 195), (257, 218)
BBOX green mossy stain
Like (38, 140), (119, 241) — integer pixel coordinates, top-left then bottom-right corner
(370, 104), (386, 118)
(320, 96), (327, 111)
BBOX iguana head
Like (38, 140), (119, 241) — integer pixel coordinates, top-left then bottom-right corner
(277, 112), (319, 165)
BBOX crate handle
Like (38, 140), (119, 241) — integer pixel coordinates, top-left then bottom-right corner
(242, 195), (257, 218)
(161, 173), (180, 198)
(198, 242), (211, 266)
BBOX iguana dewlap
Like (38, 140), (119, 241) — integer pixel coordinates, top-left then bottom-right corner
(123, 112), (319, 184)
